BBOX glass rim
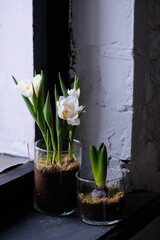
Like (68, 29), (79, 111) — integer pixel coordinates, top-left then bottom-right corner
(76, 169), (123, 184)
(35, 138), (82, 154)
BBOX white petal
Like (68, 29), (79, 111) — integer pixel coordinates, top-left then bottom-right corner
(33, 74), (41, 82)
(59, 96), (65, 102)
(67, 88), (80, 99)
(69, 111), (79, 120)
(21, 89), (33, 97)
(67, 118), (80, 126)
(76, 89), (80, 98)
(57, 102), (63, 119)
(32, 74), (41, 97)
(68, 96), (79, 107)
(17, 78), (33, 98)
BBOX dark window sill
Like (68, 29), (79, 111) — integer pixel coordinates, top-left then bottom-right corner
(0, 192), (160, 239)
(0, 168), (160, 240)
(0, 154), (29, 174)
(0, 161), (34, 185)
(0, 163), (160, 239)
(0, 161), (34, 227)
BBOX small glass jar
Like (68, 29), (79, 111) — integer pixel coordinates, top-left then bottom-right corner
(76, 168), (125, 225)
(34, 139), (82, 216)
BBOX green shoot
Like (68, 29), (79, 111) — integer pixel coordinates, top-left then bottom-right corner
(90, 143), (108, 187)
(74, 75), (79, 90)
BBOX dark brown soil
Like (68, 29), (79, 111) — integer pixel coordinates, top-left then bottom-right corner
(34, 156), (79, 215)
(77, 187), (125, 221)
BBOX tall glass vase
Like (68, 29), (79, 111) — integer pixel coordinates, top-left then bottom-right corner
(34, 139), (82, 216)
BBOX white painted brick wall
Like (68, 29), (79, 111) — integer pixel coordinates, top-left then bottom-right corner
(0, 0), (34, 168)
(70, 0), (134, 168)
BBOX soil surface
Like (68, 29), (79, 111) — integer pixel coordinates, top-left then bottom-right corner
(36, 154), (79, 173)
(77, 187), (125, 221)
(34, 155), (79, 215)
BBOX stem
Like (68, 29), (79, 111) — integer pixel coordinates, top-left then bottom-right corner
(68, 128), (75, 159)
(52, 149), (57, 164)
(36, 120), (50, 165)
(69, 139), (73, 159)
(46, 130), (51, 165)
(49, 129), (57, 164)
(46, 144), (50, 165)
(57, 142), (62, 163)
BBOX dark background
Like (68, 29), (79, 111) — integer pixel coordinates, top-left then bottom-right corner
(33, 0), (70, 140)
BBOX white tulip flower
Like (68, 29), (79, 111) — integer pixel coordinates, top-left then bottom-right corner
(32, 74), (41, 97)
(67, 88), (80, 99)
(57, 96), (82, 126)
(17, 78), (33, 98)
(17, 74), (41, 98)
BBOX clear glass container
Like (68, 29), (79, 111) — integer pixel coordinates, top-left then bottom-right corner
(34, 139), (82, 216)
(76, 168), (125, 225)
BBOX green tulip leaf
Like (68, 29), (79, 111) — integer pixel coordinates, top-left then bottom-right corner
(43, 92), (56, 162)
(58, 72), (68, 98)
(54, 84), (62, 136)
(37, 71), (46, 139)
